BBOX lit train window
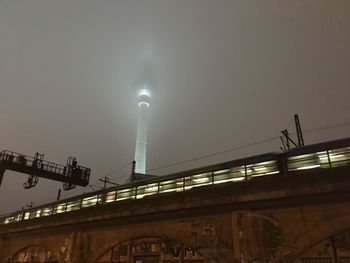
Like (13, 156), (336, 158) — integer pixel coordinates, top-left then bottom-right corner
(316, 151), (332, 168)
(54, 203), (66, 214)
(66, 200), (81, 212)
(24, 212), (30, 220)
(106, 191), (116, 203)
(41, 207), (53, 216)
(184, 173), (212, 190)
(287, 147), (350, 171)
(116, 187), (136, 201)
(35, 209), (41, 218)
(213, 166), (245, 184)
(250, 160), (279, 177)
(288, 153), (321, 171)
(159, 178), (183, 193)
(15, 214), (22, 222)
(328, 147), (350, 167)
(29, 210), (37, 219)
(4, 217), (12, 224)
(136, 183), (158, 199)
(82, 195), (99, 208)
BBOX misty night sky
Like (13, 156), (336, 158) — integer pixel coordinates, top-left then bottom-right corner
(0, 0), (349, 214)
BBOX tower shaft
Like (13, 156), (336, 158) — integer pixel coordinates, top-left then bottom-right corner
(134, 103), (149, 174)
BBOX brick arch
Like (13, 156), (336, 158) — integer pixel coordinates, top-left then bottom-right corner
(92, 235), (204, 263)
(7, 244), (61, 263)
(279, 215), (350, 263)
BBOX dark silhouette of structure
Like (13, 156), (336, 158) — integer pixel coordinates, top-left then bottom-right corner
(0, 151), (91, 190)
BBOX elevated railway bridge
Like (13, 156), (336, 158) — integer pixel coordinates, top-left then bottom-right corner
(1, 138), (350, 263)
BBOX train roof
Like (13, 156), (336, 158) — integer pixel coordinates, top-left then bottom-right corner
(287, 137), (350, 156)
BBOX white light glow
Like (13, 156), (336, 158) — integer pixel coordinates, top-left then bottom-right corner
(160, 189), (177, 193)
(138, 87), (151, 98)
(24, 212), (30, 220)
(193, 177), (210, 183)
(138, 101), (150, 108)
(297, 164), (321, 170)
(264, 171), (280, 175)
(254, 166), (267, 171)
(214, 177), (244, 184)
(145, 186), (158, 192)
(318, 155), (328, 161)
(116, 197), (132, 201)
(319, 154), (344, 161)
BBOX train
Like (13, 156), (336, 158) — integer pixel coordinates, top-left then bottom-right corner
(1, 137), (350, 225)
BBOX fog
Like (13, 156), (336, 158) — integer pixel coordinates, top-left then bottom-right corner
(0, 0), (349, 214)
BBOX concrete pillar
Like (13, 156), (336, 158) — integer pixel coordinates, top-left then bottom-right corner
(70, 230), (82, 263)
(71, 230), (91, 263)
(232, 213), (241, 262)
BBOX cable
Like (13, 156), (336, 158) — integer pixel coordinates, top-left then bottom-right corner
(147, 121), (350, 173)
(147, 136), (280, 173)
(303, 121), (350, 134)
(100, 161), (133, 180)
(286, 121), (350, 136)
(8, 121), (350, 212)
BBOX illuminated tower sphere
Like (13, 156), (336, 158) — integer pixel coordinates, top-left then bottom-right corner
(134, 85), (151, 174)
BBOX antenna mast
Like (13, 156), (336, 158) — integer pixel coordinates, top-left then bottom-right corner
(280, 114), (305, 152)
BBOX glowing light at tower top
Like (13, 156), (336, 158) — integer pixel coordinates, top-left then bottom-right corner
(138, 86), (151, 98)
(136, 85), (151, 108)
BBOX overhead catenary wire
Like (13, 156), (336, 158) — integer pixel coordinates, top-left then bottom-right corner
(297, 121), (350, 134)
(100, 161), (133, 180)
(45, 121), (350, 201)
(147, 121), (350, 173)
(12, 162), (134, 213)
(147, 136), (281, 173)
(7, 120), (350, 214)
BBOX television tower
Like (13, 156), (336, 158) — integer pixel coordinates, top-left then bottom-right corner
(134, 85), (151, 174)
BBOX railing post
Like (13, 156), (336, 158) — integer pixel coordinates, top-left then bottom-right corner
(327, 150), (332, 168)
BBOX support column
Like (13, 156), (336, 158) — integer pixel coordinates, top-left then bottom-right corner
(232, 213), (242, 262)
(70, 230), (82, 263)
(71, 230), (91, 263)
